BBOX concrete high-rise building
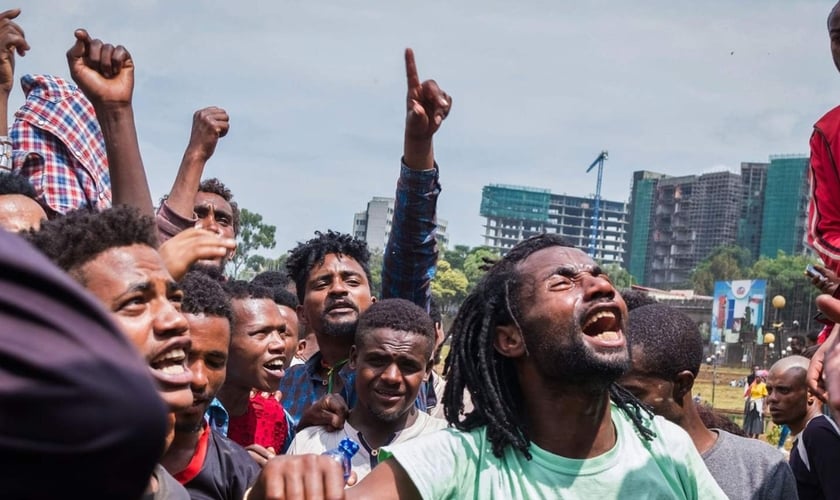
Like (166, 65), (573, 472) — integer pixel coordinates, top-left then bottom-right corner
(627, 170), (742, 289)
(353, 196), (449, 251)
(626, 155), (809, 290)
(625, 171), (668, 285)
(759, 155), (809, 258)
(479, 184), (628, 263)
(737, 162), (769, 260)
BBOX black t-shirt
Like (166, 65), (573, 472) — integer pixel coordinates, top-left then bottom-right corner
(790, 415), (840, 500)
(184, 429), (260, 500)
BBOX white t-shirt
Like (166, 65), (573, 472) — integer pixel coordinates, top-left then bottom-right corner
(383, 404), (727, 500)
(288, 410), (447, 481)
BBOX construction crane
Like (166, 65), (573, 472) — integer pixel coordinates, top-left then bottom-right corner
(586, 150), (609, 258)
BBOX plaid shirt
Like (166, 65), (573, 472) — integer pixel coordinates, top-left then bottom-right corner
(381, 163), (441, 311)
(11, 74), (111, 215)
(279, 352), (357, 427)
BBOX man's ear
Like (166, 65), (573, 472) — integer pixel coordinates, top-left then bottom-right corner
(674, 370), (695, 402)
(370, 296), (377, 304)
(348, 345), (358, 370)
(494, 324), (526, 358)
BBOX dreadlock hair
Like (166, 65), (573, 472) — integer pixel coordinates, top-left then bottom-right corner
(0, 172), (38, 198)
(285, 230), (372, 304)
(198, 178), (240, 236)
(355, 298), (435, 360)
(443, 233), (654, 460)
(180, 271), (234, 329)
(24, 206), (158, 285)
(627, 303), (703, 379)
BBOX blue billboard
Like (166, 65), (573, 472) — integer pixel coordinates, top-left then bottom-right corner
(711, 279), (766, 344)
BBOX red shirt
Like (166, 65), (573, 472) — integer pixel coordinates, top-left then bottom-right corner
(227, 393), (289, 453)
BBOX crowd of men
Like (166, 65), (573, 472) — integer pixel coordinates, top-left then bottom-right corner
(5, 4), (840, 500)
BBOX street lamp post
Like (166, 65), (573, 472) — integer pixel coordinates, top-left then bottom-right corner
(708, 342), (725, 408)
(770, 295), (786, 365)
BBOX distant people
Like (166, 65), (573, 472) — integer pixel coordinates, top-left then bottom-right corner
(0, 214), (167, 498)
(744, 371), (769, 439)
(26, 205), (191, 499)
(161, 272), (259, 499)
(288, 299), (446, 481)
(767, 355), (840, 500)
(619, 303), (796, 500)
(747, 365), (761, 386)
(0, 171), (46, 231)
(250, 234), (726, 499)
(790, 335), (806, 356)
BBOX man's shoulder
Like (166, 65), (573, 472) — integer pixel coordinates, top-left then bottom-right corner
(707, 429), (786, 466)
(804, 415), (840, 443)
(815, 104), (840, 136)
(208, 428), (256, 461)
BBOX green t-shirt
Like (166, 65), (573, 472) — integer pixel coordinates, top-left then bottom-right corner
(383, 404), (726, 499)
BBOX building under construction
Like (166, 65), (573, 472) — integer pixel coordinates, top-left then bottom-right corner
(479, 184), (628, 263)
(625, 155), (809, 289)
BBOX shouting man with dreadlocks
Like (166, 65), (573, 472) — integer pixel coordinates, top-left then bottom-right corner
(247, 234), (726, 499)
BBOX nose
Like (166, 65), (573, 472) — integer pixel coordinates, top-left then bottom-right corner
(582, 272), (615, 301)
(190, 360), (208, 392)
(154, 299), (190, 338)
(328, 279), (348, 295)
(196, 205), (221, 234)
(380, 362), (401, 385)
(267, 331), (286, 353)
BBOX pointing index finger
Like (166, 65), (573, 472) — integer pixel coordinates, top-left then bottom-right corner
(405, 48), (420, 90)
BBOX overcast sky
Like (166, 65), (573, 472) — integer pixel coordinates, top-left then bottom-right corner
(15, 1), (840, 254)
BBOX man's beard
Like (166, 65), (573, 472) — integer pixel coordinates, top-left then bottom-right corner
(321, 318), (358, 337)
(188, 261), (226, 281)
(525, 321), (629, 389)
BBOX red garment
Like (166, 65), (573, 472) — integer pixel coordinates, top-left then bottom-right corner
(173, 422), (210, 485)
(808, 105), (840, 275)
(227, 393), (288, 453)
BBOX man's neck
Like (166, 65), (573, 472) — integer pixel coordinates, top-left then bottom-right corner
(160, 423), (202, 476)
(347, 405), (419, 449)
(314, 333), (354, 367)
(215, 385), (250, 417)
(790, 405), (823, 436)
(682, 400), (718, 454)
(521, 379), (616, 459)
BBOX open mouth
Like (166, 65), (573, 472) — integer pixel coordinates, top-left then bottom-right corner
(581, 309), (622, 343)
(263, 358), (286, 378)
(326, 301), (357, 314)
(151, 348), (188, 374)
(148, 347), (192, 386)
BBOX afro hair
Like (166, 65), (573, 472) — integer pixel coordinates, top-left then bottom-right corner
(286, 230), (371, 303)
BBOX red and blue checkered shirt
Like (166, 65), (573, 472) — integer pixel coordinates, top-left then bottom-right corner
(11, 74), (111, 215)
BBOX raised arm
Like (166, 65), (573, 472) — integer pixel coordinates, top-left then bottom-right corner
(381, 48), (452, 310)
(164, 107), (229, 219)
(0, 8), (28, 141)
(66, 29), (152, 216)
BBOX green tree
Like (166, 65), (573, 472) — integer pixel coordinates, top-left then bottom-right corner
(431, 259), (469, 314)
(463, 247), (499, 291)
(601, 262), (632, 289)
(229, 208), (277, 279)
(443, 244), (471, 271)
(368, 248), (384, 296)
(748, 251), (820, 330)
(690, 245), (754, 295)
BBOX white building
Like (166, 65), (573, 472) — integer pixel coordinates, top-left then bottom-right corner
(353, 196), (449, 251)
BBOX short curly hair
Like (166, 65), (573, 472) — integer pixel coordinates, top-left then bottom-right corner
(224, 280), (274, 302)
(252, 270), (292, 290)
(199, 178), (240, 236)
(286, 230), (372, 303)
(355, 298), (435, 358)
(270, 287), (299, 310)
(180, 271), (233, 327)
(626, 303), (703, 379)
(0, 172), (37, 198)
(25, 206), (158, 283)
